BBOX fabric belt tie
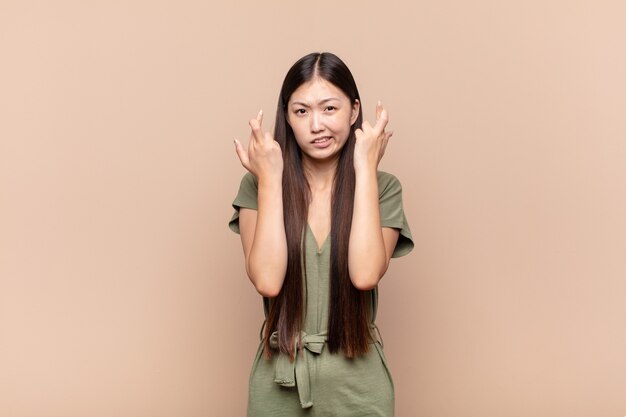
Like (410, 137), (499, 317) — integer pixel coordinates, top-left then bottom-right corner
(269, 330), (326, 408)
(267, 323), (383, 409)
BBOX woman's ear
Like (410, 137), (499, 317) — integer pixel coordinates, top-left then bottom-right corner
(350, 99), (360, 126)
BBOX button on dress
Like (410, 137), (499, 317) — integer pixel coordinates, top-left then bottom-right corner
(229, 171), (414, 417)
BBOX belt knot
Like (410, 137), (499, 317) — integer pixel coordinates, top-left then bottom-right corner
(269, 330), (327, 408)
(265, 323), (383, 409)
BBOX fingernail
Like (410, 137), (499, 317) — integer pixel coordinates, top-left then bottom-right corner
(378, 100), (382, 106)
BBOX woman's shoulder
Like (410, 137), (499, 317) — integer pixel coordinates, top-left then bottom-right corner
(232, 172), (259, 210)
(237, 171), (401, 195)
(376, 170), (403, 195)
(239, 171), (258, 188)
(235, 171), (259, 195)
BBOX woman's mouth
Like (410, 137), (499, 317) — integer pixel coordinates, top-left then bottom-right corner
(311, 136), (333, 148)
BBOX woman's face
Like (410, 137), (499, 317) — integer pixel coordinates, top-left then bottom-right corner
(286, 77), (360, 163)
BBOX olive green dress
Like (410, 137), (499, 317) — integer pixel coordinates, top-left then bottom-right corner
(229, 171), (414, 416)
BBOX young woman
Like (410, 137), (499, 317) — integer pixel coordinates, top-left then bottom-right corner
(228, 52), (413, 416)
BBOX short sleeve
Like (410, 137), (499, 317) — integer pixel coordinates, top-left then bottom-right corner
(377, 171), (414, 258)
(228, 172), (259, 234)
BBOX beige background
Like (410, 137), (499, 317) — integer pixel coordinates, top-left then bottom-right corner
(1, 1), (625, 416)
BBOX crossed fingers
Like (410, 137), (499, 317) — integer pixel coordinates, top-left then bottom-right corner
(362, 101), (390, 135)
(234, 110), (266, 171)
(248, 110), (273, 143)
(371, 101), (393, 157)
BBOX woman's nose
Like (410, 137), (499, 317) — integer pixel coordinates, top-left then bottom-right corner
(310, 112), (323, 132)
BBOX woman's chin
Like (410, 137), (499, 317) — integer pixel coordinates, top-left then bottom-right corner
(301, 147), (343, 165)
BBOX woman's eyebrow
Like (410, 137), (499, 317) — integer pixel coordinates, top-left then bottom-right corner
(291, 97), (340, 107)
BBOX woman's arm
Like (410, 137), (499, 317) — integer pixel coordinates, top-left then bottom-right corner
(349, 169), (400, 290)
(348, 102), (398, 290)
(238, 180), (287, 297)
(235, 111), (288, 297)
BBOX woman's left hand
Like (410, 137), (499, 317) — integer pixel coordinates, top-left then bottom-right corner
(353, 101), (393, 173)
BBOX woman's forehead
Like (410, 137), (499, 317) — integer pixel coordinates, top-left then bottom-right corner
(289, 78), (349, 105)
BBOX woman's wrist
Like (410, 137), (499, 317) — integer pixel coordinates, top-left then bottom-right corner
(257, 171), (283, 188)
(354, 162), (378, 180)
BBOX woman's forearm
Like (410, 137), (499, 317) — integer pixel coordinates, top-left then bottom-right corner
(348, 169), (388, 290)
(247, 177), (288, 297)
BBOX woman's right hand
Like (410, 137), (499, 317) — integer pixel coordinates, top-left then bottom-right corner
(234, 110), (283, 182)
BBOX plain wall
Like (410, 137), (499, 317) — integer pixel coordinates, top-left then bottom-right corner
(1, 1), (625, 416)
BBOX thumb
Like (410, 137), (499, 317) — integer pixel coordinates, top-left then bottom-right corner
(234, 139), (250, 169)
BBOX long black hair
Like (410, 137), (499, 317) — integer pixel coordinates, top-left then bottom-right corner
(264, 52), (371, 359)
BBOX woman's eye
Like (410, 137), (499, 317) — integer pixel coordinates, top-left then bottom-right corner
(325, 106), (336, 111)
(295, 109), (306, 115)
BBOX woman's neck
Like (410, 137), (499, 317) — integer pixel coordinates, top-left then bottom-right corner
(302, 155), (338, 191)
